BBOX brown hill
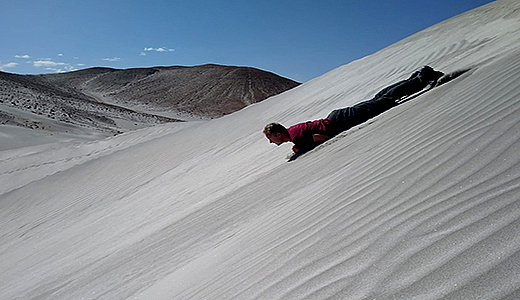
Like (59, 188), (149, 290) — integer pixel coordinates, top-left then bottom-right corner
(0, 70), (179, 137)
(38, 64), (300, 118)
(0, 64), (300, 140)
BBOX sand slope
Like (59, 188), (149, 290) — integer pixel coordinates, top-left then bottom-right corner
(1, 0), (520, 299)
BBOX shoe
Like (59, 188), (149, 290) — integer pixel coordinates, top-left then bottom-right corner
(417, 66), (444, 84)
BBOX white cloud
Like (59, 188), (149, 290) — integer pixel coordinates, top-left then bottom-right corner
(102, 57), (121, 62)
(15, 55), (30, 59)
(58, 53), (64, 57)
(0, 62), (19, 70)
(33, 60), (67, 68)
(143, 47), (174, 52)
(32, 60), (77, 73)
(46, 68), (76, 73)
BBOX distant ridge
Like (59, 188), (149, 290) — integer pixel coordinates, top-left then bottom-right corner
(0, 64), (299, 139)
(38, 64), (300, 118)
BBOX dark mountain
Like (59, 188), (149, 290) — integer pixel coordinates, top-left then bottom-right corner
(0, 64), (300, 137)
(37, 64), (300, 117)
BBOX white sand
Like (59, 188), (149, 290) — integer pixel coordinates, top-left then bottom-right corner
(1, 1), (520, 299)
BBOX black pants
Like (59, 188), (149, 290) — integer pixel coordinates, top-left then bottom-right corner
(326, 75), (427, 135)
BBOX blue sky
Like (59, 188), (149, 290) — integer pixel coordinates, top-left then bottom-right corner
(1, 0), (494, 82)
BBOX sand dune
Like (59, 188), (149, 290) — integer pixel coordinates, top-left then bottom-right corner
(1, 0), (520, 299)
